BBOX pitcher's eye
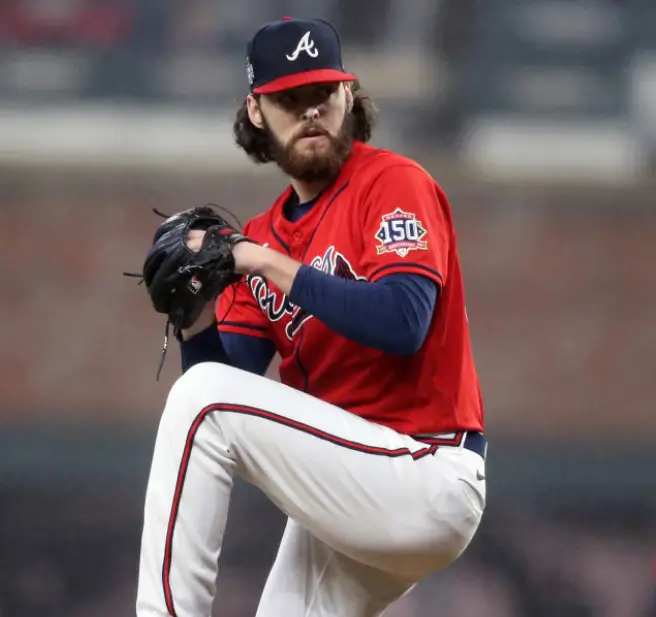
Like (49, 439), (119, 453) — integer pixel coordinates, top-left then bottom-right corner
(272, 83), (339, 110)
(274, 92), (300, 109)
(313, 84), (338, 103)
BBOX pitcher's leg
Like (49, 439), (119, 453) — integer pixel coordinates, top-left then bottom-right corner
(256, 519), (413, 617)
(136, 361), (482, 616)
(182, 366), (442, 576)
(136, 373), (237, 617)
(171, 363), (479, 576)
(195, 365), (471, 578)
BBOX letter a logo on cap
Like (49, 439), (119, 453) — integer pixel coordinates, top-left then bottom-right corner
(286, 31), (319, 61)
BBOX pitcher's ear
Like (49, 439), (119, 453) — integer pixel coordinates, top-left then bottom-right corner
(345, 83), (354, 113)
(247, 94), (264, 129)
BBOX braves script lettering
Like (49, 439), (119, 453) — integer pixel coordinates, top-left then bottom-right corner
(247, 247), (365, 340)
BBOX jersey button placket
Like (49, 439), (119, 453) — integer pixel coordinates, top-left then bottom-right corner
(290, 231), (305, 258)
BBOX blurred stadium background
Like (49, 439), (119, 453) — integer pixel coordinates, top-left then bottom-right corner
(1, 1), (655, 616)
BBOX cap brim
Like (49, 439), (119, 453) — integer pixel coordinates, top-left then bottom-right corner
(253, 68), (358, 94)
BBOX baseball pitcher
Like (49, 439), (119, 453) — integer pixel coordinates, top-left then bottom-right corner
(134, 16), (487, 617)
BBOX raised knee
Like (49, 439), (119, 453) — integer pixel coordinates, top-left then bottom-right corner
(164, 362), (243, 416)
(180, 361), (229, 387)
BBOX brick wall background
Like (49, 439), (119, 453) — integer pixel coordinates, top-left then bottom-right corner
(2, 167), (653, 441)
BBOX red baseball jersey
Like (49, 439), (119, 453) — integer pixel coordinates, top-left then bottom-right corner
(217, 141), (484, 435)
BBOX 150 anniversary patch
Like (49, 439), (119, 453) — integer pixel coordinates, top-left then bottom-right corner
(375, 209), (428, 257)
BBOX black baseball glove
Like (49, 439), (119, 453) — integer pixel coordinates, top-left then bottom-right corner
(140, 204), (251, 334)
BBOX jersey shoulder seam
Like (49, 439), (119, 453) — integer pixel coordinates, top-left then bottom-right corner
(354, 155), (436, 213)
(360, 149), (430, 177)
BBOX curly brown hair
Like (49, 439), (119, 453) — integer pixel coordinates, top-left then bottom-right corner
(232, 84), (378, 164)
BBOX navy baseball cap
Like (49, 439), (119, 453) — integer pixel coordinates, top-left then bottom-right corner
(246, 17), (358, 94)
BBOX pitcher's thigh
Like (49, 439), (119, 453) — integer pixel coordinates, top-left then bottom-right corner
(255, 519), (414, 617)
(175, 364), (436, 554)
(172, 363), (471, 579)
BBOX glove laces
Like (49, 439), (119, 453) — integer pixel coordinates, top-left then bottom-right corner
(156, 320), (171, 382)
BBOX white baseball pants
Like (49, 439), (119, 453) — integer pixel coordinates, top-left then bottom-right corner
(136, 362), (486, 617)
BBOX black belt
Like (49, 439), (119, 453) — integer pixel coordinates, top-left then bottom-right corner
(462, 431), (487, 460)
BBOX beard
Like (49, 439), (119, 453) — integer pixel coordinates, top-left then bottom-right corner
(264, 114), (355, 183)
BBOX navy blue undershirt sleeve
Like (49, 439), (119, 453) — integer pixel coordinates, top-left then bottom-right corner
(179, 324), (228, 373)
(288, 268), (438, 356)
(222, 332), (276, 375)
(180, 326), (275, 375)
